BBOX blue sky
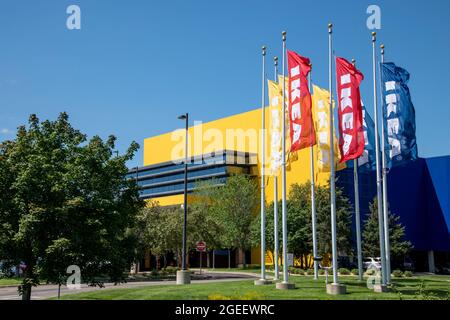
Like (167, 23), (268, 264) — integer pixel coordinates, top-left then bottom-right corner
(1, 0), (449, 167)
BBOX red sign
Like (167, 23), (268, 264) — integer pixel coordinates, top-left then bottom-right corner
(287, 50), (316, 152)
(196, 241), (207, 252)
(336, 57), (365, 163)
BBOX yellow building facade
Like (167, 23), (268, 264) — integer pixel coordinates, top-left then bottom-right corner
(137, 106), (331, 267)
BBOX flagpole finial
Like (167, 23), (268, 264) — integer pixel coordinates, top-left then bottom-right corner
(274, 56), (278, 66)
(372, 32), (377, 42)
(262, 46), (267, 56)
(282, 31), (287, 41)
(381, 44), (385, 55)
(352, 59), (356, 66)
(328, 23), (333, 33)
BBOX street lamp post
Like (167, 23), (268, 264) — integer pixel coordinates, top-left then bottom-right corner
(176, 113), (191, 285)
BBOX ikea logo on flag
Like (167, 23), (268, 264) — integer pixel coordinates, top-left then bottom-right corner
(384, 81), (402, 159)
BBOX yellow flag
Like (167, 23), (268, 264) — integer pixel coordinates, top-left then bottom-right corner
(312, 85), (346, 173)
(277, 75), (298, 170)
(268, 80), (282, 176)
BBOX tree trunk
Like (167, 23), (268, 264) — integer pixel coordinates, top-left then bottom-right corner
(156, 255), (161, 271)
(242, 248), (247, 268)
(21, 267), (33, 301)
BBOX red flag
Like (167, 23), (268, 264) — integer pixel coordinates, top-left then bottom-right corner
(335, 57), (365, 162)
(287, 50), (316, 152)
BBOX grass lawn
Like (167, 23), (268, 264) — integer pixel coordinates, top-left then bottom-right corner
(57, 275), (450, 300)
(0, 278), (23, 287)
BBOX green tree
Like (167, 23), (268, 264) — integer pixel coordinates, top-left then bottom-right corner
(135, 201), (169, 269)
(363, 198), (413, 259)
(252, 181), (353, 268)
(0, 113), (143, 300)
(214, 174), (259, 267)
(189, 180), (224, 253)
(315, 181), (353, 257)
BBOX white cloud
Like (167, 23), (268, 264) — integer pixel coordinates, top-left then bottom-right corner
(0, 128), (12, 135)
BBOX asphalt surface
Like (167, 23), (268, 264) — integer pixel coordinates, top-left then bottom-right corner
(0, 272), (256, 300)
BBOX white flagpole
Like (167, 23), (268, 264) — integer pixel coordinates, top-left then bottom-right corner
(380, 44), (392, 284)
(327, 23), (345, 294)
(308, 66), (319, 280)
(276, 30), (294, 290)
(352, 59), (364, 282)
(255, 46), (270, 285)
(371, 32), (388, 290)
(273, 56), (280, 281)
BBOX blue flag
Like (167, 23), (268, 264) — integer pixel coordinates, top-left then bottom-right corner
(380, 62), (418, 168)
(358, 103), (377, 172)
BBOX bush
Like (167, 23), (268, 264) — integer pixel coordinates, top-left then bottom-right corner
(150, 269), (159, 277)
(289, 267), (302, 275)
(164, 266), (178, 274)
(404, 271), (413, 278)
(338, 268), (351, 275)
(306, 269), (315, 276)
(365, 269), (376, 276)
(392, 269), (403, 278)
(318, 269), (325, 275)
(351, 269), (360, 276)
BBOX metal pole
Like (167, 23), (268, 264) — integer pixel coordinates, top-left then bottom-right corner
(354, 159), (363, 281)
(371, 32), (387, 286)
(257, 46), (268, 284)
(199, 251), (202, 274)
(328, 23), (339, 285)
(273, 56), (280, 281)
(352, 59), (364, 282)
(380, 44), (391, 284)
(308, 67), (319, 280)
(281, 31), (289, 285)
(182, 113), (189, 271)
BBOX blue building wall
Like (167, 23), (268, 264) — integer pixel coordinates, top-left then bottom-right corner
(336, 156), (450, 253)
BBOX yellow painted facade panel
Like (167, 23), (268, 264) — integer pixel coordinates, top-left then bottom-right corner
(143, 107), (331, 206)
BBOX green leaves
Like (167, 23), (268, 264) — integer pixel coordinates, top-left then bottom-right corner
(0, 113), (144, 298)
(362, 198), (413, 259)
(253, 181), (353, 268)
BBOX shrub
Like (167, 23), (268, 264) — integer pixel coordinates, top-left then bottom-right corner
(164, 266), (178, 274)
(404, 271), (413, 278)
(351, 269), (360, 276)
(365, 269), (376, 276)
(338, 268), (351, 275)
(318, 269), (325, 275)
(392, 270), (403, 278)
(306, 269), (315, 276)
(150, 269), (159, 277)
(289, 267), (303, 275)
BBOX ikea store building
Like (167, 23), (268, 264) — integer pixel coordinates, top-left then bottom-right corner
(128, 107), (450, 274)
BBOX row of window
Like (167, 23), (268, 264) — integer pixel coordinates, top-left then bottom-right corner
(139, 177), (227, 198)
(137, 166), (227, 187)
(126, 154), (229, 180)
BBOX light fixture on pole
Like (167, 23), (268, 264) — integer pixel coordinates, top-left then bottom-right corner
(176, 113), (191, 285)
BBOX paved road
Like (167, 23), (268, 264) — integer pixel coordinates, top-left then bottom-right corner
(0, 272), (256, 300)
